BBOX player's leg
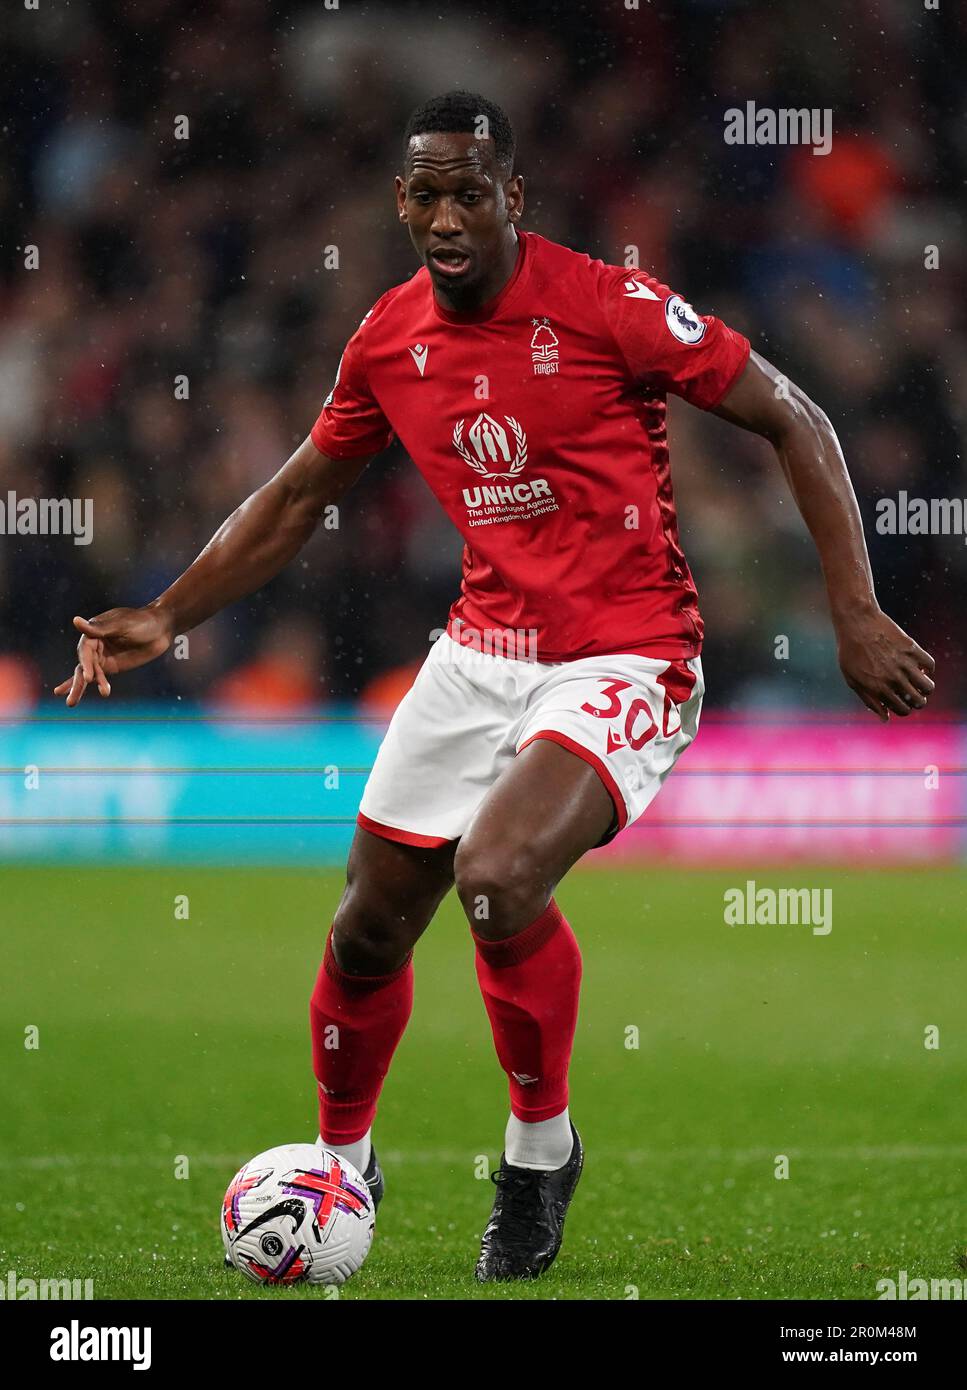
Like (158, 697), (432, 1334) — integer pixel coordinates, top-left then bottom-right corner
(454, 737), (612, 1280)
(455, 735), (613, 939)
(332, 822), (456, 974)
(460, 653), (704, 1279)
(310, 826), (455, 1181)
(455, 736), (610, 1149)
(309, 633), (506, 1185)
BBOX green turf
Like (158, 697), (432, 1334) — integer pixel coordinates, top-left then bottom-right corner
(1, 864), (964, 1300)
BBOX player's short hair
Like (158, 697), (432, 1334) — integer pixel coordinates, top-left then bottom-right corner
(403, 91), (516, 175)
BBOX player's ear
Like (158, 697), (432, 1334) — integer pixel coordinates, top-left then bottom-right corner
(395, 175), (407, 223)
(506, 173), (524, 224)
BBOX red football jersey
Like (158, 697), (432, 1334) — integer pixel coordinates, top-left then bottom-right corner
(311, 230), (750, 661)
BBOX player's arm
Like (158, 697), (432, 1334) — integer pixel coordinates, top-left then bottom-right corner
(54, 437), (371, 707)
(713, 349), (936, 720)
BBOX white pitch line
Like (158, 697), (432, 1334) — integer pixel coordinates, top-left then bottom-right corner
(7, 1144), (967, 1170)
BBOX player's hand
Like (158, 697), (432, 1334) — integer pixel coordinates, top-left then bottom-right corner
(53, 606), (175, 707)
(835, 607), (935, 721)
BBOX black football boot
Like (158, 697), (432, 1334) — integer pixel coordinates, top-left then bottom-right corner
(360, 1145), (384, 1210)
(475, 1124), (583, 1281)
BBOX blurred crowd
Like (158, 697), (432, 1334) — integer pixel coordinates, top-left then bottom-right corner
(1, 0), (964, 713)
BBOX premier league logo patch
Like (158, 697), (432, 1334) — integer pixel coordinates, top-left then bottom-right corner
(664, 295), (707, 345)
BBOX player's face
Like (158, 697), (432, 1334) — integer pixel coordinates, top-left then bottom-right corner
(396, 133), (523, 305)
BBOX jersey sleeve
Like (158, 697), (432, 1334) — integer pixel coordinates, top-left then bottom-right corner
(310, 312), (394, 459)
(598, 266), (750, 410)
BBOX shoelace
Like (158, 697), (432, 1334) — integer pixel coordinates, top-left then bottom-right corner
(489, 1168), (548, 1245)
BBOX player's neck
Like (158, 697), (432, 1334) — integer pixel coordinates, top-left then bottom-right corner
(433, 228), (521, 316)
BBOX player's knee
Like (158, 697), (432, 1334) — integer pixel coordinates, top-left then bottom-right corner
(330, 883), (412, 975)
(453, 838), (549, 939)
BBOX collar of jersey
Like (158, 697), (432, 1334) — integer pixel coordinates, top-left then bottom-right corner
(430, 229), (530, 325)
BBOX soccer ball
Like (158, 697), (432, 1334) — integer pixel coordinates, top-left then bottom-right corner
(221, 1142), (375, 1286)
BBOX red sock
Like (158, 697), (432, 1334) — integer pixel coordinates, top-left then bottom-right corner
(472, 900), (582, 1123)
(309, 931), (413, 1145)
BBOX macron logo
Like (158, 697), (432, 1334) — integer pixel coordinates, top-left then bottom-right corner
(408, 344), (429, 377)
(623, 279), (660, 300)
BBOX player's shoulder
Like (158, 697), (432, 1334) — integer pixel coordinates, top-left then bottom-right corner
(524, 231), (669, 310)
(582, 251), (672, 307)
(346, 268), (432, 341)
(524, 230), (609, 287)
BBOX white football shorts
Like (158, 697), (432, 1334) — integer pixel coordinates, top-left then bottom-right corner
(357, 632), (704, 848)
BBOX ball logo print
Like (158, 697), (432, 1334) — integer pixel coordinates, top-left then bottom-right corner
(221, 1144), (375, 1287)
(281, 1163), (372, 1225)
(453, 412), (527, 479)
(222, 1165), (273, 1238)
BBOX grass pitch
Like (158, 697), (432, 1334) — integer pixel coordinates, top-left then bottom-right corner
(2, 864), (964, 1300)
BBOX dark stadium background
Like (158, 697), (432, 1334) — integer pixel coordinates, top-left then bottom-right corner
(2, 0), (964, 714)
(2, 0), (966, 1317)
